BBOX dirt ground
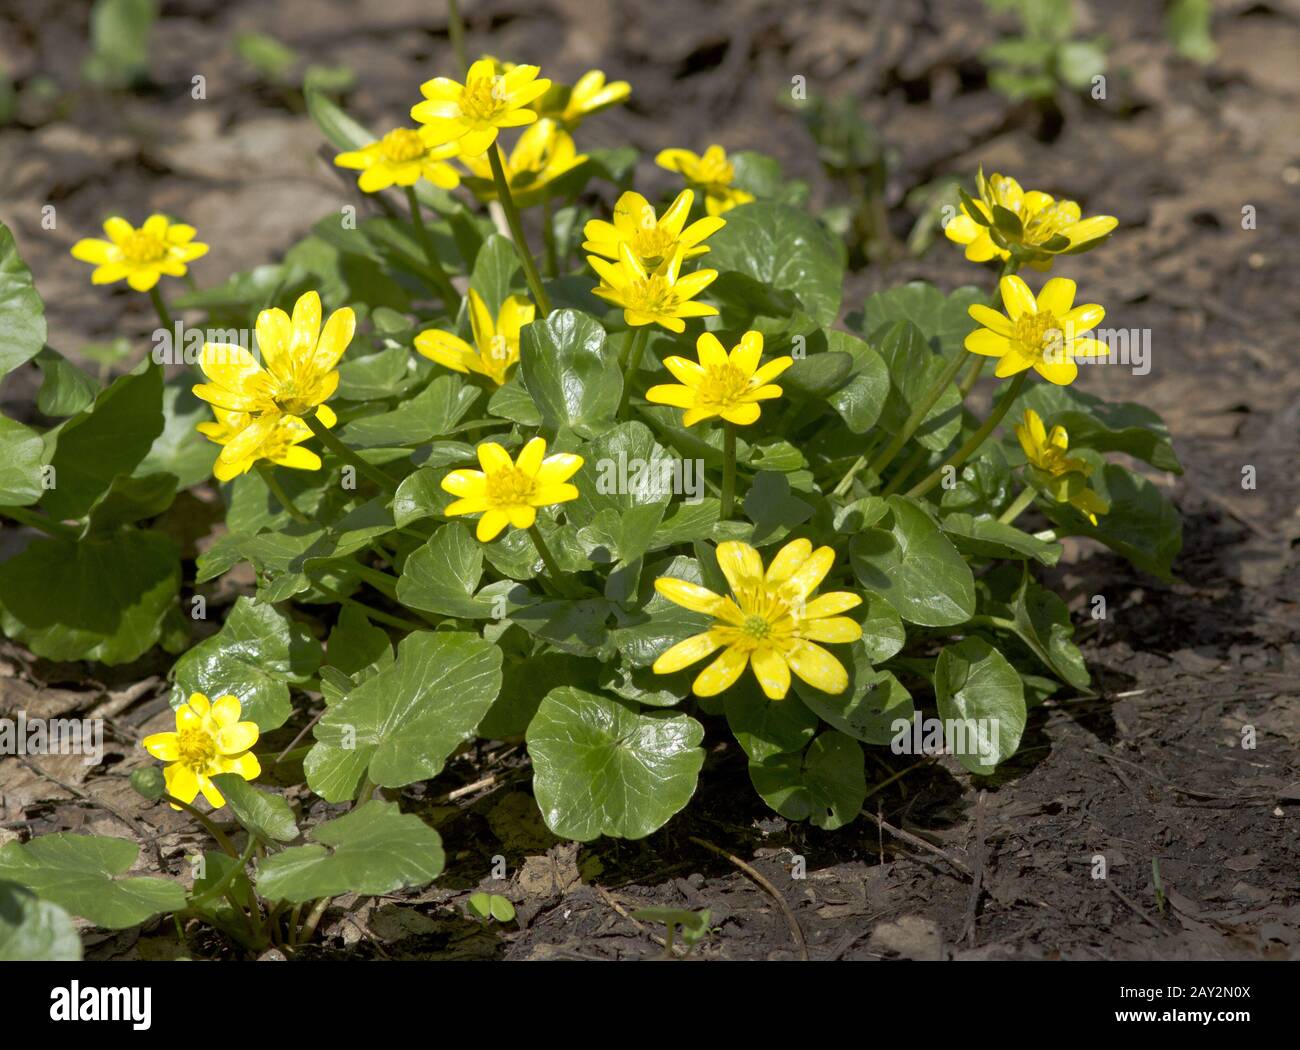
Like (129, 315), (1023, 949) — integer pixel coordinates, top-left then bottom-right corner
(1, 0), (1297, 960)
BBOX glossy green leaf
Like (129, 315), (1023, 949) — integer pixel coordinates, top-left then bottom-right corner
(210, 774), (299, 843)
(520, 308), (620, 437)
(860, 281), (985, 357)
(934, 638), (1026, 776)
(724, 679), (820, 760)
(256, 800), (444, 903)
(0, 414), (46, 506)
(0, 880), (81, 961)
(941, 512), (1061, 565)
(874, 320), (962, 451)
(793, 642), (914, 745)
(34, 346), (97, 417)
(340, 374), (477, 449)
(749, 730), (865, 830)
(0, 221), (46, 378)
(526, 686), (705, 841)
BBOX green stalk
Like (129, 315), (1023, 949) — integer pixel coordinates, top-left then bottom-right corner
(256, 463), (312, 526)
(149, 285), (173, 330)
(161, 794), (240, 858)
(617, 328), (648, 416)
(303, 409), (398, 492)
(0, 506), (76, 538)
(720, 423), (737, 520)
(997, 485), (1037, 525)
(404, 186), (460, 308)
(906, 372), (1028, 500)
(487, 145), (551, 317)
(541, 194), (558, 277)
(879, 444), (928, 498)
(863, 349), (968, 483)
(527, 524), (575, 597)
(446, 0), (468, 74)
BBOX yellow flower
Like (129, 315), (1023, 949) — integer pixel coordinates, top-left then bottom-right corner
(411, 58), (551, 156)
(70, 214), (208, 293)
(646, 330), (791, 426)
(964, 275), (1107, 386)
(1014, 408), (1109, 525)
(414, 288), (534, 386)
(655, 145), (755, 216)
(582, 189), (725, 270)
(442, 437), (584, 542)
(588, 244), (718, 333)
(142, 692), (261, 809)
(550, 69), (631, 129)
(458, 119), (586, 206)
(193, 290), (354, 417)
(333, 127), (461, 193)
(197, 405), (337, 483)
(653, 539), (863, 700)
(946, 170), (1117, 269)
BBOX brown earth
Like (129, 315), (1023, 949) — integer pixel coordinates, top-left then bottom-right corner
(0, 0), (1297, 960)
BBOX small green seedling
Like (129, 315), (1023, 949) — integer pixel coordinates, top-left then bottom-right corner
(631, 907), (712, 958)
(466, 892), (516, 924)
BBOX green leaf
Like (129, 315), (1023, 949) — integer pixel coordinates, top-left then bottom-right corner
(609, 555), (709, 668)
(874, 321), (962, 451)
(781, 350), (852, 398)
(934, 638), (1026, 776)
(1020, 384), (1181, 473)
(0, 414), (47, 506)
(398, 522), (531, 619)
(210, 775), (298, 843)
(860, 281), (985, 358)
(467, 891), (516, 923)
(1008, 570), (1090, 690)
(0, 880), (81, 961)
(0, 531), (179, 664)
(857, 592), (907, 663)
(306, 631), (503, 801)
(520, 309), (620, 437)
(324, 604), (392, 680)
(0, 221), (47, 378)
(340, 374), (477, 449)
(1045, 462), (1182, 581)
(42, 362), (164, 520)
(480, 650), (598, 739)
(135, 377), (215, 490)
(34, 346), (97, 417)
(487, 376), (543, 426)
(0, 834), (184, 929)
(170, 596), (320, 732)
(256, 800), (444, 903)
(724, 679), (819, 760)
(850, 496), (975, 626)
(83, 472), (176, 535)
(467, 233), (522, 314)
(941, 512), (1061, 565)
(749, 730), (865, 830)
(630, 905), (712, 944)
(526, 686), (705, 841)
(744, 470), (813, 544)
(823, 330), (890, 433)
(793, 642), (913, 745)
(940, 446), (1012, 515)
(707, 203), (843, 325)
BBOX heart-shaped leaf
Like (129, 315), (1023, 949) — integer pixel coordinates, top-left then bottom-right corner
(0, 880), (81, 960)
(520, 308), (620, 437)
(748, 730), (865, 830)
(210, 774), (299, 843)
(934, 638), (1026, 776)
(0, 221), (47, 378)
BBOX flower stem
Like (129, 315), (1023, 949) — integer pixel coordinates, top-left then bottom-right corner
(541, 193), (558, 277)
(879, 444), (928, 497)
(0, 506), (77, 538)
(864, 349), (968, 483)
(487, 145), (551, 318)
(997, 485), (1037, 525)
(721, 422), (737, 520)
(148, 286), (173, 330)
(256, 463), (312, 526)
(906, 372), (1028, 500)
(303, 409), (398, 493)
(527, 524), (575, 597)
(445, 0), (468, 74)
(617, 327), (648, 416)
(404, 186), (460, 309)
(161, 793), (240, 858)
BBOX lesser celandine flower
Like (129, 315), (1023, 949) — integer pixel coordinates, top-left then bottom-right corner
(333, 127), (461, 192)
(582, 189), (725, 270)
(647, 331), (791, 427)
(198, 405), (337, 483)
(1015, 408), (1109, 525)
(442, 437), (583, 542)
(458, 119), (586, 206)
(964, 275), (1107, 386)
(411, 58), (551, 156)
(655, 145), (755, 216)
(142, 692), (261, 809)
(194, 290), (354, 417)
(946, 170), (1117, 269)
(70, 214), (208, 292)
(414, 288), (534, 386)
(588, 244), (717, 333)
(653, 539), (862, 700)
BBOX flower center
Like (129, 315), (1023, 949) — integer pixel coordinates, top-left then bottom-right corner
(177, 726), (217, 771)
(698, 364), (752, 408)
(380, 128), (426, 163)
(271, 380), (314, 417)
(695, 156), (734, 187)
(631, 224), (675, 261)
(1023, 201), (1075, 245)
(741, 614), (771, 640)
(621, 273), (679, 315)
(1013, 310), (1064, 361)
(460, 76), (506, 123)
(120, 231), (168, 264)
(486, 466), (536, 506)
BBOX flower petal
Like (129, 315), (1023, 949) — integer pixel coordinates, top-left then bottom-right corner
(655, 577), (724, 614)
(691, 645), (749, 697)
(750, 647), (792, 699)
(785, 641), (850, 694)
(653, 630), (723, 674)
(715, 541), (763, 593)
